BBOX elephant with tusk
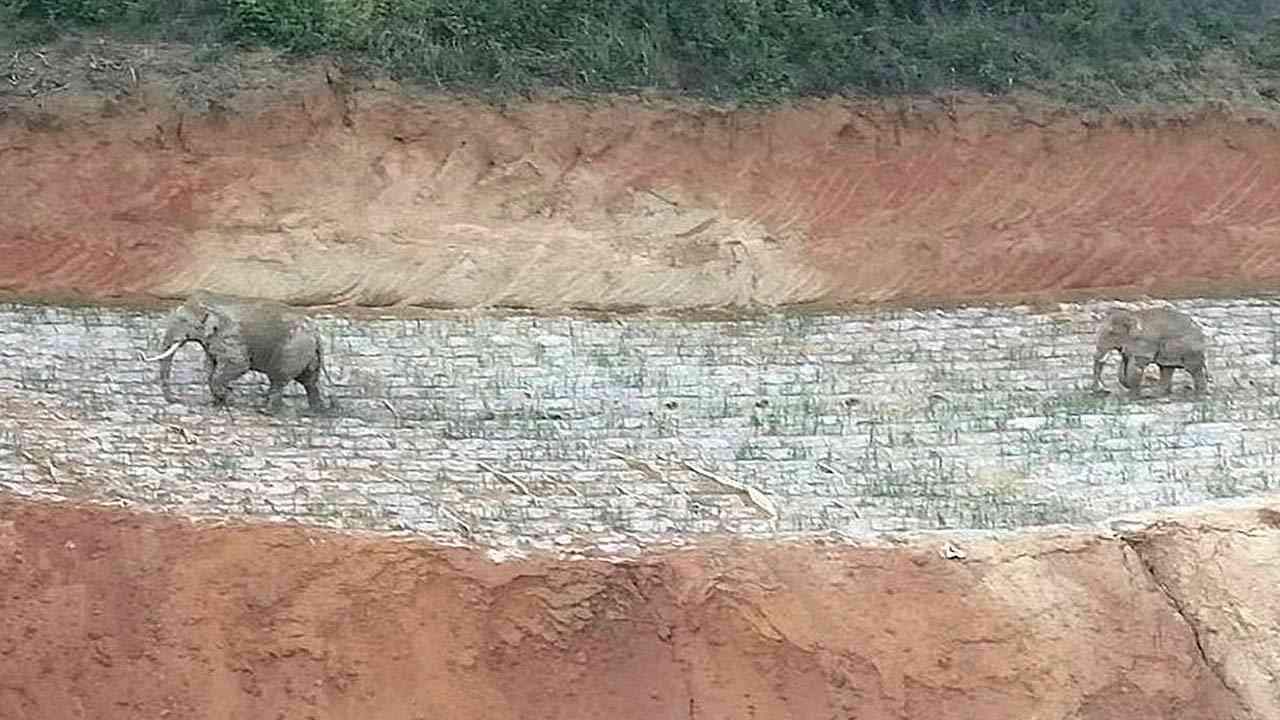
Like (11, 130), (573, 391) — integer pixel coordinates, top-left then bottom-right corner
(1092, 306), (1208, 398)
(142, 290), (334, 415)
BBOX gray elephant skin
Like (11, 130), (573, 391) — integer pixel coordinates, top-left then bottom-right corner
(143, 291), (333, 414)
(1092, 307), (1208, 397)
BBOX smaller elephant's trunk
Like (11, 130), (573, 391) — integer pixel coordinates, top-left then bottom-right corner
(1117, 355), (1133, 389)
(1092, 345), (1113, 391)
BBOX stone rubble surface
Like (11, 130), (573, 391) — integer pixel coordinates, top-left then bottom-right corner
(2, 297), (1278, 552)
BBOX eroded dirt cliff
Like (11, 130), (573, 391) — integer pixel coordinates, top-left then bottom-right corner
(3, 41), (1280, 312)
(1, 495), (1277, 720)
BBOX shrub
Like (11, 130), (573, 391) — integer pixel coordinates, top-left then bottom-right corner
(4, 0), (1276, 102)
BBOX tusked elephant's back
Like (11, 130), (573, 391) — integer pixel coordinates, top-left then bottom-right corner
(235, 310), (298, 368)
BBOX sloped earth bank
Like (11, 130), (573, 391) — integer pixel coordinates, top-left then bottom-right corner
(0, 494), (1277, 720)
(3, 42), (1280, 311)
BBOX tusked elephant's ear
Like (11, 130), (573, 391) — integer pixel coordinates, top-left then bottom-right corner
(200, 312), (219, 337)
(201, 305), (236, 338)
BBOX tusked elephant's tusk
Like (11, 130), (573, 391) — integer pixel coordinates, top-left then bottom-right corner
(141, 342), (183, 362)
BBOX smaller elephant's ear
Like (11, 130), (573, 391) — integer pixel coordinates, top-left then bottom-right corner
(1108, 311), (1135, 332)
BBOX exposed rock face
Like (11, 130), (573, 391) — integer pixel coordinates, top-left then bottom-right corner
(1, 495), (1277, 720)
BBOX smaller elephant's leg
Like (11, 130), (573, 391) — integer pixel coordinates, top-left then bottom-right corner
(1190, 365), (1209, 395)
(1122, 355), (1152, 400)
(1126, 369), (1144, 399)
(1157, 366), (1175, 396)
(208, 359), (249, 407)
(1181, 353), (1209, 396)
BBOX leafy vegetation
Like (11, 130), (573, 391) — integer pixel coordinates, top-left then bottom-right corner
(2, 0), (1277, 103)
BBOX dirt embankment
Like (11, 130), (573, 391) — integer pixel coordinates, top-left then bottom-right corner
(3, 43), (1280, 312)
(1, 495), (1278, 720)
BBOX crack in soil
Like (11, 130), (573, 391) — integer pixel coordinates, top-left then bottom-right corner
(1119, 533), (1253, 719)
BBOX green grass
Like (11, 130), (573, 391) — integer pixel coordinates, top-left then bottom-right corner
(2, 0), (1277, 103)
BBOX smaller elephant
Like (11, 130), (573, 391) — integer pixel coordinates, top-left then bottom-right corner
(142, 290), (333, 415)
(1092, 306), (1208, 398)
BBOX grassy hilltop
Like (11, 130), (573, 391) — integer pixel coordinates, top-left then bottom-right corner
(2, 0), (1278, 105)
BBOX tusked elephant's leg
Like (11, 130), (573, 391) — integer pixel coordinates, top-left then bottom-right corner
(264, 378), (289, 415)
(1187, 358), (1209, 396)
(289, 332), (328, 414)
(208, 357), (249, 407)
(1157, 366), (1175, 396)
(296, 366), (326, 412)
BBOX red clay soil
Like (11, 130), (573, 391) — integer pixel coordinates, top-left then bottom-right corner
(2, 48), (1280, 312)
(3, 495), (1279, 720)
